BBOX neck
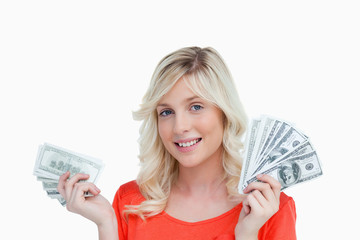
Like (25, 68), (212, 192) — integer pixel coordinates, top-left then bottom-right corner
(175, 152), (226, 195)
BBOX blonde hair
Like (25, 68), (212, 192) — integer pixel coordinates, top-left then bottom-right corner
(127, 47), (247, 219)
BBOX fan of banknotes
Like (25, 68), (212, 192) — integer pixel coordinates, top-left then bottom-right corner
(239, 116), (323, 193)
(33, 143), (105, 206)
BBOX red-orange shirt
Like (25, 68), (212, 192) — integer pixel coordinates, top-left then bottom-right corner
(112, 180), (296, 240)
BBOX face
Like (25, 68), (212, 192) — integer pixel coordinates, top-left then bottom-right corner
(156, 78), (224, 169)
(281, 167), (295, 185)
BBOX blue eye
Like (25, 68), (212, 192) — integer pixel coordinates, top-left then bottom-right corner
(160, 109), (173, 116)
(191, 105), (203, 111)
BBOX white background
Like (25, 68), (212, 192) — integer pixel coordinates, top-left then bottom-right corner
(1, 1), (359, 239)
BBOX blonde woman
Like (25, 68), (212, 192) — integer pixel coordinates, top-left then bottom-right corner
(57, 47), (297, 240)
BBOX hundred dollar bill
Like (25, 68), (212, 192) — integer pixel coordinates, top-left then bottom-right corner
(263, 140), (316, 171)
(251, 117), (276, 165)
(251, 126), (308, 175)
(33, 143), (104, 183)
(239, 119), (262, 190)
(33, 143), (104, 206)
(42, 181), (58, 190)
(37, 176), (58, 182)
(249, 117), (281, 176)
(243, 151), (323, 192)
(58, 197), (66, 206)
(255, 119), (282, 163)
(46, 190), (61, 198)
(239, 116), (323, 193)
(256, 122), (291, 165)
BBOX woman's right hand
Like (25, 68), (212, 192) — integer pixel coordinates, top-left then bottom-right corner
(57, 171), (115, 227)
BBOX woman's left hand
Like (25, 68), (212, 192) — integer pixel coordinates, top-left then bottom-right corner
(235, 174), (281, 240)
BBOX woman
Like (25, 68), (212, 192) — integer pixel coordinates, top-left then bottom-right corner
(57, 47), (296, 240)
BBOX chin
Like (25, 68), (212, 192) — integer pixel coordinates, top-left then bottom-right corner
(176, 157), (204, 169)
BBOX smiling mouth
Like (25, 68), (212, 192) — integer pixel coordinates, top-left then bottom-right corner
(175, 138), (202, 147)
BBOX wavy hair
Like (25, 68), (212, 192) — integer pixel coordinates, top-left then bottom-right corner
(126, 47), (248, 219)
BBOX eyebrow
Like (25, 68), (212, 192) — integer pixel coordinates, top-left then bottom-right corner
(157, 96), (201, 108)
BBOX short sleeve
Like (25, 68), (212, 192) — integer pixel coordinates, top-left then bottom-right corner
(112, 187), (128, 240)
(112, 180), (145, 240)
(258, 193), (297, 240)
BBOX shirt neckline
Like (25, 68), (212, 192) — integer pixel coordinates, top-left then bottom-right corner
(161, 202), (243, 226)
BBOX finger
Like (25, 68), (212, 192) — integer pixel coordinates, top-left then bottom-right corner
(247, 175), (281, 213)
(242, 198), (251, 215)
(246, 192), (262, 213)
(244, 183), (279, 217)
(65, 173), (90, 201)
(257, 174), (281, 199)
(57, 171), (70, 197)
(69, 182), (101, 206)
(76, 182), (100, 197)
(244, 175), (281, 201)
(244, 180), (274, 199)
(251, 189), (270, 209)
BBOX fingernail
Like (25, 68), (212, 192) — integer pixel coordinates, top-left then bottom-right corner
(256, 174), (263, 179)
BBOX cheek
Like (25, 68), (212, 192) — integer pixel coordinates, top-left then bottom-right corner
(198, 115), (224, 135)
(196, 118), (224, 147)
(158, 121), (170, 143)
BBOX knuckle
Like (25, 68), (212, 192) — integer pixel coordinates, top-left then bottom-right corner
(273, 180), (281, 189)
(252, 189), (261, 196)
(246, 193), (254, 201)
(73, 182), (81, 189)
(263, 183), (271, 190)
(65, 180), (71, 188)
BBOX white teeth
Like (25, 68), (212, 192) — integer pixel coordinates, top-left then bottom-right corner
(178, 139), (199, 147)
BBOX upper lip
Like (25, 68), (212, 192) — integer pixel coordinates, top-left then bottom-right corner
(174, 137), (201, 143)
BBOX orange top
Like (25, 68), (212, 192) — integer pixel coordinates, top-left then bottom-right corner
(112, 181), (296, 240)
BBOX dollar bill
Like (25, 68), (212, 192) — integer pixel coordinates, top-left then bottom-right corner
(264, 140), (316, 171)
(239, 119), (262, 189)
(245, 151), (323, 191)
(249, 117), (281, 176)
(253, 118), (281, 164)
(33, 143), (104, 206)
(256, 122), (291, 163)
(251, 117), (276, 165)
(239, 117), (323, 193)
(251, 126), (308, 175)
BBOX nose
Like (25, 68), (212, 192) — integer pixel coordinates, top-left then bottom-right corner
(173, 112), (191, 135)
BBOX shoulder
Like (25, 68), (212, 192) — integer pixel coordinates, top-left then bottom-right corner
(112, 181), (145, 239)
(279, 192), (296, 211)
(113, 180), (145, 206)
(276, 192), (296, 221)
(258, 192), (297, 240)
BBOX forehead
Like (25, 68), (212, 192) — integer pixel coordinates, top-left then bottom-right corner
(157, 78), (200, 105)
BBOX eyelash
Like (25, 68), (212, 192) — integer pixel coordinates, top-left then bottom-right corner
(159, 109), (173, 117)
(190, 104), (203, 111)
(159, 104), (203, 117)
